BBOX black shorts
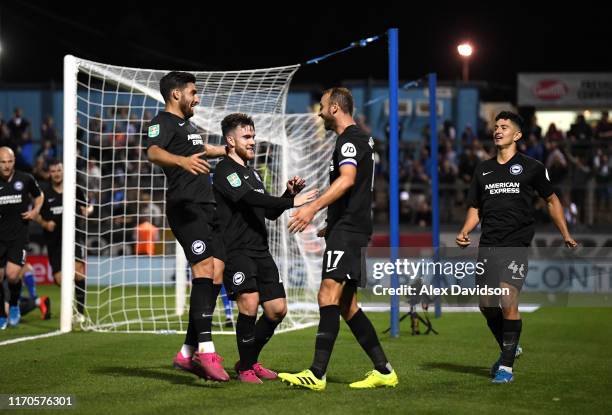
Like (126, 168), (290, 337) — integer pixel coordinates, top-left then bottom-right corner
(223, 251), (285, 303)
(47, 239), (86, 274)
(477, 246), (529, 291)
(0, 234), (28, 267)
(322, 229), (370, 288)
(166, 202), (225, 264)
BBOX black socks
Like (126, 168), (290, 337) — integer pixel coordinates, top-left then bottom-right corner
(310, 305), (340, 379)
(347, 309), (391, 374)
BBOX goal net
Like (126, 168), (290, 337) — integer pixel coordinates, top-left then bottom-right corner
(61, 55), (334, 333)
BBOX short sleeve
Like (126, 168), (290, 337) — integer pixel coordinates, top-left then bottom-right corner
(337, 134), (368, 167)
(532, 162), (554, 199)
(213, 162), (252, 202)
(466, 167), (481, 208)
(39, 184), (52, 220)
(146, 118), (173, 150)
(27, 174), (41, 198)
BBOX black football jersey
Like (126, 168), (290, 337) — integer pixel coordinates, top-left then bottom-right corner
(0, 170), (41, 241)
(39, 182), (86, 244)
(326, 125), (375, 235)
(213, 157), (292, 256)
(146, 111), (214, 204)
(467, 152), (554, 247)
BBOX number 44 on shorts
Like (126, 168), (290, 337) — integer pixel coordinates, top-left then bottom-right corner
(325, 250), (344, 272)
(507, 260), (526, 279)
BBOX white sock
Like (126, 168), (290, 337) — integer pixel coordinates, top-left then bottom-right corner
(198, 341), (215, 354)
(180, 344), (195, 359)
(499, 365), (513, 373)
(35, 298), (41, 306)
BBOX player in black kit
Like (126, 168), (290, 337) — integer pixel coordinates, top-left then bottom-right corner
(36, 159), (92, 323)
(279, 87), (398, 390)
(213, 113), (317, 383)
(146, 71), (230, 381)
(0, 146), (44, 329)
(456, 111), (577, 383)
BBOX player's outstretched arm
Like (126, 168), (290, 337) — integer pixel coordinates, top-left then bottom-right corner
(456, 207), (480, 248)
(265, 188), (318, 220)
(203, 144), (227, 158)
(545, 193), (578, 248)
(147, 145), (210, 175)
(288, 164), (356, 233)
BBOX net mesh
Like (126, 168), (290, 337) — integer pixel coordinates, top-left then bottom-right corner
(68, 57), (334, 333)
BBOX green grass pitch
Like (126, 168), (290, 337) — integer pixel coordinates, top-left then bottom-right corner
(1, 285), (611, 415)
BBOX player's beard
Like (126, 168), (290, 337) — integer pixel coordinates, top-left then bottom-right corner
(180, 98), (195, 119)
(236, 145), (255, 161)
(322, 115), (336, 131)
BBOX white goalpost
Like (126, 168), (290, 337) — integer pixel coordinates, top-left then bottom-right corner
(61, 55), (334, 334)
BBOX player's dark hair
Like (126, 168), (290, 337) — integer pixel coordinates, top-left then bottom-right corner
(159, 71), (196, 103)
(47, 158), (62, 167)
(495, 111), (524, 132)
(324, 87), (354, 115)
(221, 113), (255, 139)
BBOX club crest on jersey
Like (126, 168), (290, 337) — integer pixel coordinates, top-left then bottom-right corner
(509, 164), (523, 175)
(148, 124), (160, 138)
(191, 240), (206, 255)
(368, 137), (375, 149)
(233, 272), (245, 286)
(14, 181), (24, 191)
(341, 143), (357, 157)
(227, 173), (242, 187)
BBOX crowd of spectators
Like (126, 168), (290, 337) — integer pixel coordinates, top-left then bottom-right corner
(370, 111), (611, 228)
(3, 105), (610, 256)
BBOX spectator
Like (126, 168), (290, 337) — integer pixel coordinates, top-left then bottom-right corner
(439, 120), (456, 145)
(138, 191), (163, 227)
(7, 107), (32, 148)
(471, 139), (489, 160)
(41, 116), (59, 148)
(528, 114), (543, 140)
(0, 113), (10, 147)
(568, 153), (591, 224)
(593, 149), (610, 210)
(595, 111), (612, 139)
(439, 158), (458, 221)
(36, 139), (57, 162)
(545, 141), (568, 196)
(32, 155), (50, 183)
(568, 114), (593, 142)
(545, 122), (564, 142)
(458, 145), (480, 186)
(135, 217), (159, 256)
(461, 124), (477, 147)
(524, 133), (545, 162)
(562, 194), (578, 226)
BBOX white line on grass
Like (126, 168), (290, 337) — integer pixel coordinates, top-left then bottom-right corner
(0, 330), (65, 347)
